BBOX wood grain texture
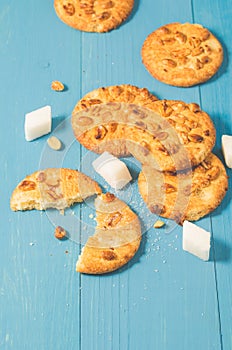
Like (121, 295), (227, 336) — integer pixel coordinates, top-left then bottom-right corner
(0, 0), (231, 349)
(192, 1), (232, 349)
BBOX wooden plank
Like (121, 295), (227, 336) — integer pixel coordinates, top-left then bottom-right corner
(192, 0), (232, 349)
(0, 1), (83, 349)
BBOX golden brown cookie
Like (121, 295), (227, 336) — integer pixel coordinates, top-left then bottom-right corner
(138, 153), (228, 223)
(76, 193), (141, 274)
(10, 168), (101, 211)
(141, 22), (223, 87)
(72, 99), (215, 172)
(72, 84), (159, 115)
(54, 0), (134, 33)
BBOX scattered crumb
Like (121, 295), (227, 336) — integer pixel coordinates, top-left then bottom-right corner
(60, 209), (65, 216)
(54, 226), (66, 240)
(47, 136), (62, 150)
(89, 213), (94, 219)
(154, 220), (165, 228)
(65, 250), (69, 254)
(51, 80), (64, 91)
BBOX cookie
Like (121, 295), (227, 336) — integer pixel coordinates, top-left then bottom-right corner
(54, 0), (134, 33)
(72, 99), (215, 172)
(76, 193), (141, 274)
(72, 84), (159, 115)
(138, 153), (228, 223)
(10, 168), (101, 211)
(141, 22), (223, 87)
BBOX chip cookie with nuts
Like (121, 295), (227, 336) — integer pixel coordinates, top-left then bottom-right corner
(72, 98), (215, 172)
(141, 22), (223, 87)
(54, 0), (134, 33)
(138, 153), (228, 223)
(76, 193), (141, 274)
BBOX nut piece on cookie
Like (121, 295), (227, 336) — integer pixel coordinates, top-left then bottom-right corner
(92, 152), (132, 190)
(222, 135), (232, 168)
(183, 220), (210, 261)
(142, 22), (223, 87)
(24, 105), (52, 141)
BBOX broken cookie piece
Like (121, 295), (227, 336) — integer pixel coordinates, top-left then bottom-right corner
(76, 193), (141, 274)
(10, 168), (101, 211)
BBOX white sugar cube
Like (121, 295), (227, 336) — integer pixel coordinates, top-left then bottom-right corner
(183, 221), (211, 261)
(25, 105), (52, 141)
(222, 135), (232, 168)
(92, 152), (132, 190)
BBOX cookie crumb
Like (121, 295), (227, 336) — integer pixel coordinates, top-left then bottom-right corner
(54, 226), (66, 240)
(51, 80), (64, 91)
(153, 220), (165, 228)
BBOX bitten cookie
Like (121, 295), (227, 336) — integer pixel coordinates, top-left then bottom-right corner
(76, 193), (141, 274)
(142, 22), (223, 87)
(72, 99), (215, 172)
(138, 153), (228, 223)
(54, 0), (134, 33)
(10, 168), (101, 211)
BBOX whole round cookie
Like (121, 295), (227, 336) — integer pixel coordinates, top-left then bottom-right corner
(72, 98), (215, 172)
(54, 0), (134, 33)
(141, 22), (223, 87)
(72, 84), (159, 115)
(138, 153), (228, 223)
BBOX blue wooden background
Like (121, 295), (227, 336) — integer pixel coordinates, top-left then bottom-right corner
(0, 0), (232, 349)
